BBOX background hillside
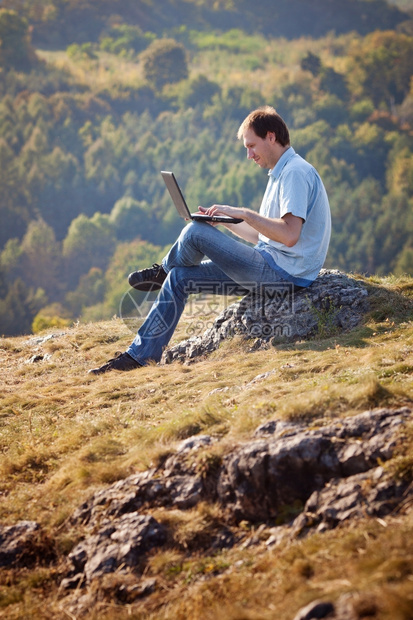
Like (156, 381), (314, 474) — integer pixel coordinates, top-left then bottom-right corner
(0, 0), (413, 336)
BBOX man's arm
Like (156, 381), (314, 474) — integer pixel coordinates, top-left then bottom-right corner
(197, 205), (259, 243)
(204, 205), (303, 247)
(220, 220), (260, 243)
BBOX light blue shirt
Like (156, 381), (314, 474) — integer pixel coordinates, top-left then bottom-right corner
(255, 147), (331, 287)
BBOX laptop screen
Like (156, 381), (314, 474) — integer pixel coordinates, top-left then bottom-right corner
(161, 171), (191, 219)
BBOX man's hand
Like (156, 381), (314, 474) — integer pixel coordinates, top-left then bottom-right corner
(204, 204), (245, 220)
(198, 204), (259, 242)
(201, 204), (303, 247)
(197, 205), (219, 226)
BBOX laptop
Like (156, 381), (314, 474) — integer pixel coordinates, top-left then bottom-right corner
(161, 170), (243, 224)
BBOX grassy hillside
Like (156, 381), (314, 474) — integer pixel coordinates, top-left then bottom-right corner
(1, 274), (413, 619)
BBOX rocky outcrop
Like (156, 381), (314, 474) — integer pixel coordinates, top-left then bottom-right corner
(219, 406), (408, 523)
(1, 407), (411, 612)
(162, 270), (368, 363)
(71, 434), (214, 528)
(53, 406), (411, 590)
(61, 513), (166, 589)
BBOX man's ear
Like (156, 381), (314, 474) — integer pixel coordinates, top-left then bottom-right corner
(267, 131), (277, 143)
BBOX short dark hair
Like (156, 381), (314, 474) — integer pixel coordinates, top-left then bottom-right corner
(237, 105), (290, 146)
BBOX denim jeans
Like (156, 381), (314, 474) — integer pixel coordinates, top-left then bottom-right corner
(127, 222), (289, 364)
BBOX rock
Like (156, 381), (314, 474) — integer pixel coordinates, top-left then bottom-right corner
(72, 468), (204, 528)
(59, 407), (412, 594)
(293, 593), (365, 620)
(26, 332), (66, 346)
(293, 600), (335, 620)
(71, 408), (411, 532)
(291, 466), (409, 536)
(54, 406), (413, 603)
(216, 407), (411, 522)
(162, 270), (368, 364)
(72, 436), (214, 528)
(116, 577), (157, 602)
(0, 521), (47, 567)
(27, 353), (52, 363)
(64, 513), (166, 585)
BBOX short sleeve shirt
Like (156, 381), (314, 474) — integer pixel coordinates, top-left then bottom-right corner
(256, 147), (331, 287)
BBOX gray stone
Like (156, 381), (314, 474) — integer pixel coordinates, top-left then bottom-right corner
(72, 435), (217, 528)
(293, 593), (364, 620)
(116, 577), (157, 602)
(26, 332), (66, 347)
(293, 600), (335, 620)
(162, 270), (368, 364)
(71, 408), (412, 530)
(72, 468), (204, 526)
(61, 406), (412, 596)
(216, 408), (411, 522)
(65, 512), (166, 584)
(291, 466), (410, 537)
(0, 521), (42, 567)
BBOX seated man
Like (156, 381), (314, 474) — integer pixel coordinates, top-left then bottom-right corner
(89, 105), (331, 375)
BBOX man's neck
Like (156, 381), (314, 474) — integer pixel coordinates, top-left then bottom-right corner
(270, 144), (290, 170)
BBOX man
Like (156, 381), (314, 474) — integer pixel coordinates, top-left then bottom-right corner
(88, 106), (331, 374)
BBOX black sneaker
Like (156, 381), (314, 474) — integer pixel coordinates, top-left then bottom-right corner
(128, 263), (167, 291)
(88, 352), (142, 375)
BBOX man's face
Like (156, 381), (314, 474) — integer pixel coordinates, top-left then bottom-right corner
(243, 127), (278, 170)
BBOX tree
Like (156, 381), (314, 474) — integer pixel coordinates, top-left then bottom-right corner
(62, 213), (116, 288)
(314, 94), (347, 128)
(0, 278), (46, 336)
(0, 139), (30, 249)
(0, 238), (23, 284)
(394, 246), (413, 276)
(375, 193), (413, 273)
(386, 148), (413, 197)
(319, 67), (349, 101)
(109, 196), (157, 242)
(141, 39), (188, 90)
(300, 52), (321, 76)
(65, 267), (105, 316)
(178, 75), (221, 108)
(20, 219), (62, 298)
(347, 31), (413, 109)
(0, 9), (36, 71)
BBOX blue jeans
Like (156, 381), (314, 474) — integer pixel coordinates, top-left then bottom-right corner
(127, 222), (289, 364)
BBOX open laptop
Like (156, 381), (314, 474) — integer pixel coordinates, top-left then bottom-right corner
(161, 170), (243, 224)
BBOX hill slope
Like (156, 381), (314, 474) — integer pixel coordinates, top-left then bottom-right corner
(1, 274), (413, 618)
(2, 0), (409, 47)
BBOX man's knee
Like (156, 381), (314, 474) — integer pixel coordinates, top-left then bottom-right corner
(180, 220), (213, 243)
(167, 266), (200, 298)
(166, 266), (189, 290)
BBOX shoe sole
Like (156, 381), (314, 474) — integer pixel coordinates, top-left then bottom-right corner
(129, 281), (162, 291)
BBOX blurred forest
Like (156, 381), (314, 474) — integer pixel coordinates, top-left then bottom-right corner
(0, 0), (413, 335)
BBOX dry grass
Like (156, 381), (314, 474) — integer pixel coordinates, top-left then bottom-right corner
(0, 275), (413, 619)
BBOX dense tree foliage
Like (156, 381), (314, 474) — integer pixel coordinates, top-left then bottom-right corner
(0, 3), (412, 335)
(1, 0), (409, 46)
(141, 39), (188, 89)
(0, 9), (37, 71)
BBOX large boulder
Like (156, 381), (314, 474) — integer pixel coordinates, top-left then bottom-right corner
(162, 270), (368, 364)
